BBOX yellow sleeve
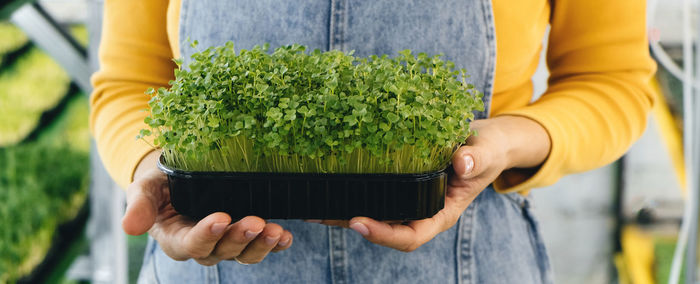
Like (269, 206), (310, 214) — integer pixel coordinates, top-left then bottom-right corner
(90, 0), (175, 189)
(493, 0), (657, 192)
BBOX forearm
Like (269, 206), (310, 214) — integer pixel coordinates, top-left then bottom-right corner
(489, 0), (654, 193)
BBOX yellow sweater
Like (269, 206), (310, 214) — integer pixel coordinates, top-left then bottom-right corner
(91, 0), (656, 192)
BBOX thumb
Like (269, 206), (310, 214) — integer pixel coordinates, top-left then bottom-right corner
(122, 176), (166, 235)
(451, 146), (483, 182)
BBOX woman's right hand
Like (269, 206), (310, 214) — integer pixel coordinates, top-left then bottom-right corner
(121, 150), (293, 266)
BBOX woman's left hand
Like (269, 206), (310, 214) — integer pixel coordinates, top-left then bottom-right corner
(312, 116), (551, 252)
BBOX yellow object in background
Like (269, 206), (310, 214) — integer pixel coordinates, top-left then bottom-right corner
(650, 79), (686, 192)
(619, 226), (656, 284)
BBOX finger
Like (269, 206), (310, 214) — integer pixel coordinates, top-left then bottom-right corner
(209, 216), (266, 260)
(347, 216), (432, 252)
(349, 198), (466, 252)
(235, 223), (284, 264)
(174, 212), (231, 259)
(271, 230), (293, 253)
(122, 176), (168, 236)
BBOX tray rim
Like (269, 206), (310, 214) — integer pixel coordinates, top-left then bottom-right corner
(157, 154), (450, 181)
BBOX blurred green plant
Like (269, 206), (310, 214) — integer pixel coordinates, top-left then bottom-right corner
(69, 25), (88, 47)
(0, 21), (91, 282)
(0, 21), (28, 65)
(0, 95), (89, 283)
(0, 48), (70, 146)
(654, 236), (684, 284)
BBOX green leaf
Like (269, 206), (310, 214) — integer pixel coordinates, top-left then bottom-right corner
(386, 112), (400, 123)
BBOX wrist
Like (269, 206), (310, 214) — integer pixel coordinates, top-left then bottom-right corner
(479, 115), (551, 170)
(133, 149), (161, 182)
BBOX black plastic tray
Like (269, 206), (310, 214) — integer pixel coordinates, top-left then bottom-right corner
(158, 155), (447, 220)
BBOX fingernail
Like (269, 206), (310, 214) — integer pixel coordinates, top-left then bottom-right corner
(305, 219), (322, 223)
(265, 235), (280, 246)
(350, 222), (369, 236)
(244, 230), (262, 240)
(278, 237), (290, 247)
(211, 222), (228, 235)
(463, 155), (474, 176)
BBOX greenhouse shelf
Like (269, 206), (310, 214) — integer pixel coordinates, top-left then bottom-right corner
(10, 2), (91, 92)
(1, 1), (125, 283)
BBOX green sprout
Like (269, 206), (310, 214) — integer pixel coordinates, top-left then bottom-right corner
(141, 42), (484, 174)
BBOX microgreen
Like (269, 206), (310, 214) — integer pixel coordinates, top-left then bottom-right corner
(141, 42), (483, 173)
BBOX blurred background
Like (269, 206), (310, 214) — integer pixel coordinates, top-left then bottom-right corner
(0, 0), (693, 283)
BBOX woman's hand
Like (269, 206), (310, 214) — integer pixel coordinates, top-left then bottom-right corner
(122, 151), (294, 265)
(318, 115), (551, 252)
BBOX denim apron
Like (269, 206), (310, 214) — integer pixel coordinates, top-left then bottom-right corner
(139, 1), (553, 283)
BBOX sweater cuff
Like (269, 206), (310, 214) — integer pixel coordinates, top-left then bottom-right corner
(96, 136), (154, 190)
(123, 141), (155, 189)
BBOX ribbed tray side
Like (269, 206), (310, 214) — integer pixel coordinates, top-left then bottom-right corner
(161, 157), (447, 220)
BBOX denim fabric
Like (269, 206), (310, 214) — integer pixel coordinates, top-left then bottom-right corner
(138, 188), (553, 283)
(138, 1), (553, 283)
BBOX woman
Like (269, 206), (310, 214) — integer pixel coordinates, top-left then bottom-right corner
(90, 0), (655, 283)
